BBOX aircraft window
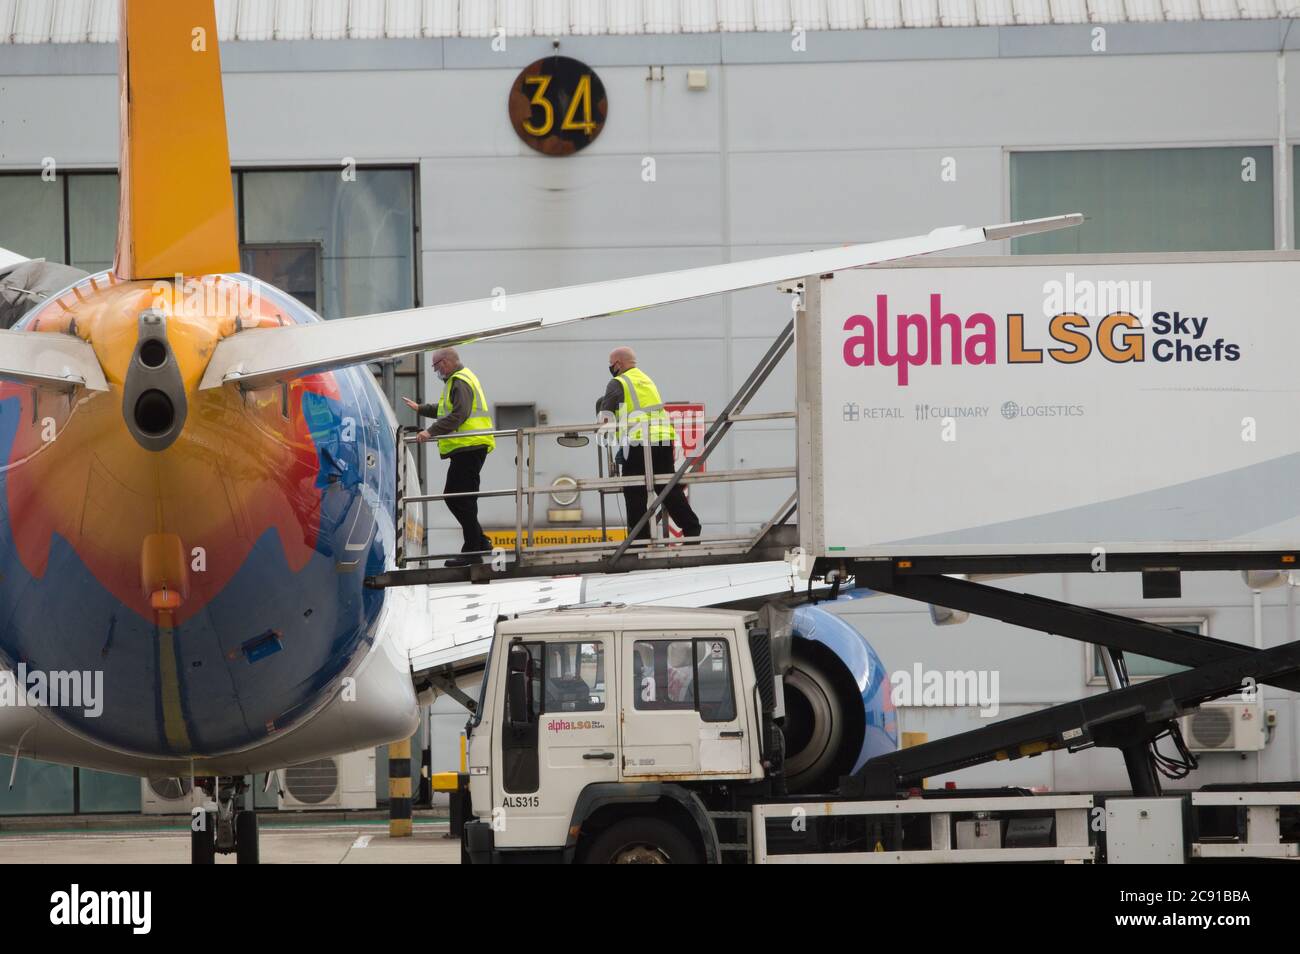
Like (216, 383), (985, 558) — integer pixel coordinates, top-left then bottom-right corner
(542, 640), (605, 712)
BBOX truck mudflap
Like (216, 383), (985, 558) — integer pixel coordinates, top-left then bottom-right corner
(565, 782), (721, 864)
(461, 821), (567, 864)
(463, 819), (495, 864)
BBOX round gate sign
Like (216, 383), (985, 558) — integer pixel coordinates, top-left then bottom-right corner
(508, 56), (608, 156)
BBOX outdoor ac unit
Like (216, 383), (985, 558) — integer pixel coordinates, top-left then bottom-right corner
(278, 750), (376, 811)
(1179, 701), (1265, 753)
(140, 776), (205, 815)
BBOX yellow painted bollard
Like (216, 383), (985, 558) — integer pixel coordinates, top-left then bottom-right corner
(901, 732), (929, 790)
(389, 739), (412, 838)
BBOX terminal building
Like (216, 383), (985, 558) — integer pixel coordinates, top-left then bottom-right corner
(1, 0), (1298, 814)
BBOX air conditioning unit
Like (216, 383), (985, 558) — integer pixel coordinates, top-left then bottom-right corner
(140, 776), (206, 815)
(1179, 701), (1266, 752)
(278, 750), (377, 811)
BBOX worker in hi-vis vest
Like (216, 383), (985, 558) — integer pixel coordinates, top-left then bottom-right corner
(597, 346), (701, 541)
(404, 347), (495, 567)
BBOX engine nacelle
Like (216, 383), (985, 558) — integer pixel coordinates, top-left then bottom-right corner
(780, 593), (896, 793)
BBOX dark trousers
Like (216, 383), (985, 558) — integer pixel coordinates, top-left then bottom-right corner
(621, 444), (702, 540)
(444, 447), (491, 554)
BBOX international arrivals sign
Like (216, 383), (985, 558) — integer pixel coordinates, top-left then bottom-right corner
(487, 528), (626, 547)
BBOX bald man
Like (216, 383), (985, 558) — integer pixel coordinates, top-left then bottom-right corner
(598, 347), (701, 541)
(404, 348), (495, 567)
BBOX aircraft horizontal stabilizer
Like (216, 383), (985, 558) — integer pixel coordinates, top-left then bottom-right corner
(199, 214), (1082, 391)
(0, 329), (110, 392)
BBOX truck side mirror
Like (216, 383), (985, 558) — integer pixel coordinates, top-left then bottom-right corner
(506, 644), (533, 729)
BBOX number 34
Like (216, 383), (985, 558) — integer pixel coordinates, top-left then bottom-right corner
(522, 74), (597, 137)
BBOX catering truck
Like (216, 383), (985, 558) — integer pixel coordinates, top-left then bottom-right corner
(797, 252), (1300, 562)
(459, 602), (1300, 863)
(454, 254), (1300, 863)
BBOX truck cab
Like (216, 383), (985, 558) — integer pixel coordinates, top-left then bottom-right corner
(462, 605), (769, 863)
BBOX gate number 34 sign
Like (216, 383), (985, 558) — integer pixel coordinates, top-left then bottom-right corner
(508, 56), (608, 156)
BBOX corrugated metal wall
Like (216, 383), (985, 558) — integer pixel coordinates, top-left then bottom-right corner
(0, 0), (1293, 43)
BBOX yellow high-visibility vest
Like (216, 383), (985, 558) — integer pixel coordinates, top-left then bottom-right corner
(436, 367), (495, 455)
(616, 367), (676, 445)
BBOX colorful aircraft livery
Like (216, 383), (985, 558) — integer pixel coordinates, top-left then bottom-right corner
(0, 272), (395, 755)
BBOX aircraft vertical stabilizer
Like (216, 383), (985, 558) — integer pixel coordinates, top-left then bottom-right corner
(113, 0), (239, 280)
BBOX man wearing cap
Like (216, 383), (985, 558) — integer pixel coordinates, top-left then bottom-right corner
(404, 347), (495, 567)
(597, 346), (702, 541)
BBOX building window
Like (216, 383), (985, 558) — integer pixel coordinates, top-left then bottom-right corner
(66, 172), (120, 272)
(241, 242), (324, 312)
(1086, 618), (1204, 686)
(237, 168), (415, 321)
(235, 167), (420, 431)
(1010, 148), (1274, 254)
(1290, 146), (1300, 243)
(0, 170), (111, 267)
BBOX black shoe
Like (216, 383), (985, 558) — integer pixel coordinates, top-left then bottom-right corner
(444, 555), (483, 568)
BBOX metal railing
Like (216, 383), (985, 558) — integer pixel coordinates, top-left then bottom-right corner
(395, 411), (797, 571)
(393, 318), (798, 575)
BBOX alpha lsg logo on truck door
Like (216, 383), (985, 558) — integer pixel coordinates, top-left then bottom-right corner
(840, 272), (1243, 386)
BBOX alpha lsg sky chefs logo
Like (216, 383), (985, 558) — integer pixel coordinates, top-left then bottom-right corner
(840, 282), (1243, 386)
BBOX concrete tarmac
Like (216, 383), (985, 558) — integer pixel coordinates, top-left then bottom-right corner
(0, 820), (461, 864)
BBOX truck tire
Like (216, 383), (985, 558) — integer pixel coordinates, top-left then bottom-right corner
(582, 817), (701, 864)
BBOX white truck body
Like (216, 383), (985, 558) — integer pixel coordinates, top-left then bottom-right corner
(463, 606), (1299, 863)
(467, 606), (763, 852)
(797, 253), (1300, 559)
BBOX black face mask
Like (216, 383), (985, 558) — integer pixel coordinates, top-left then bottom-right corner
(609, 364), (619, 378)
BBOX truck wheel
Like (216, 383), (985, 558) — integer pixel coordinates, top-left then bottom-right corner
(583, 817), (701, 864)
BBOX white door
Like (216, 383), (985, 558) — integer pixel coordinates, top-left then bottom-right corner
(493, 635), (619, 848)
(620, 632), (750, 778)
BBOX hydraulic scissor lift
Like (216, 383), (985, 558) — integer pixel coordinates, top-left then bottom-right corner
(834, 558), (1300, 800)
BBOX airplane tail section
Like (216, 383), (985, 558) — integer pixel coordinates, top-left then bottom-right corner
(113, 0), (239, 281)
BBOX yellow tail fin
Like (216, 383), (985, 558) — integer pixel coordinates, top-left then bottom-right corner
(113, 0), (239, 280)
